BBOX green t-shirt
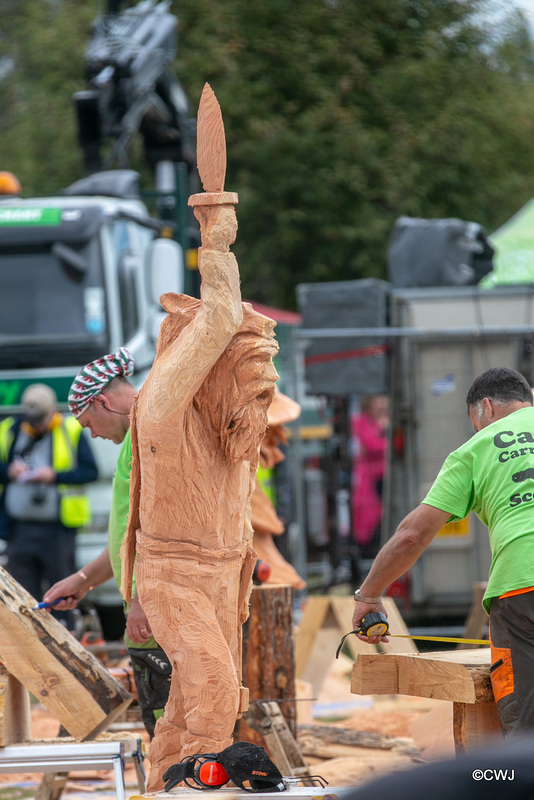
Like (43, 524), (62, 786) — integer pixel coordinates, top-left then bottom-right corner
(108, 429), (157, 649)
(423, 406), (534, 613)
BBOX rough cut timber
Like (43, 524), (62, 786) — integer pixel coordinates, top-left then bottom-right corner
(351, 648), (501, 753)
(0, 566), (132, 740)
(351, 648), (493, 704)
(296, 723), (417, 756)
(0, 666), (31, 746)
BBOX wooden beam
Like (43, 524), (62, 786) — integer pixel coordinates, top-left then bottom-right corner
(0, 566), (132, 740)
(351, 649), (493, 704)
(0, 666), (31, 746)
(294, 596), (332, 679)
(35, 772), (69, 800)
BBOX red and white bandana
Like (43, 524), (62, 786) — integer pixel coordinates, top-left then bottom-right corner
(68, 347), (135, 418)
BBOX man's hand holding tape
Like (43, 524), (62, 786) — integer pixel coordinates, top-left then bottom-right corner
(351, 504), (450, 642)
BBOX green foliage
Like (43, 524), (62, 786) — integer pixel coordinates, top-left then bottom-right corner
(173, 0), (534, 306)
(2, 1), (534, 307)
(0, 0), (96, 193)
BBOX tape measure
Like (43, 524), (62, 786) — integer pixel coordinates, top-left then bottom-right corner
(336, 612), (489, 658)
(358, 612), (389, 637)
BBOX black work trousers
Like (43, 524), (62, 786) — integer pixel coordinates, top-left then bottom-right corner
(490, 589), (534, 736)
(5, 519), (76, 629)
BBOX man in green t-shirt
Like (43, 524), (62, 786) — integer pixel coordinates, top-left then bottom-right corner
(351, 366), (534, 736)
(43, 348), (171, 738)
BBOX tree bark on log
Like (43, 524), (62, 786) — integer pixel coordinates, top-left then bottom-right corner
(237, 584), (296, 746)
(296, 723), (417, 754)
(0, 566), (132, 740)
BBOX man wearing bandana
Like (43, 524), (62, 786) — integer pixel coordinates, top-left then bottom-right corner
(0, 383), (98, 629)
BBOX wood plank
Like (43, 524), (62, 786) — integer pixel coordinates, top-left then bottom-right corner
(0, 565), (132, 740)
(35, 772), (69, 800)
(329, 596), (376, 660)
(243, 702), (310, 780)
(0, 670), (31, 746)
(414, 649), (491, 665)
(294, 596), (332, 678)
(299, 608), (346, 698)
(351, 649), (493, 704)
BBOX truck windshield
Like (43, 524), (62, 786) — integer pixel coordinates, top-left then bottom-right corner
(0, 234), (109, 369)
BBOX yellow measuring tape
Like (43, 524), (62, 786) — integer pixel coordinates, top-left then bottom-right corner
(360, 612), (489, 645)
(389, 633), (489, 646)
(336, 614), (489, 659)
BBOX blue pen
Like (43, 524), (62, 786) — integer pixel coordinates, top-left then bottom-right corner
(32, 598), (65, 610)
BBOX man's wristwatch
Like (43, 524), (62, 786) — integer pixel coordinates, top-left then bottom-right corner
(354, 589), (381, 604)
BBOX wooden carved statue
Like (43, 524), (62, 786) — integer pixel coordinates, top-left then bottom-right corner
(251, 388), (306, 590)
(120, 83), (279, 792)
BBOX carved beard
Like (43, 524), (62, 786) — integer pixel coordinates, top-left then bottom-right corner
(222, 402), (269, 463)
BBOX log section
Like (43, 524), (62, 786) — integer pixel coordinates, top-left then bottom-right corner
(237, 585), (296, 747)
(0, 566), (131, 740)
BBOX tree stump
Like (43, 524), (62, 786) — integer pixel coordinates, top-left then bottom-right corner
(237, 584), (296, 747)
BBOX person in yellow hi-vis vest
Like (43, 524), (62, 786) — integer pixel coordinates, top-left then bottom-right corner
(0, 383), (98, 629)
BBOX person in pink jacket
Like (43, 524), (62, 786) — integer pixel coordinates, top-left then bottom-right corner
(351, 394), (389, 560)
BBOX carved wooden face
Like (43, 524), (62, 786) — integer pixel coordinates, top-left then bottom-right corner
(193, 328), (279, 463)
(222, 346), (279, 462)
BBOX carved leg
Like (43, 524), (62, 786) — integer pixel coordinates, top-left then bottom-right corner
(138, 556), (247, 791)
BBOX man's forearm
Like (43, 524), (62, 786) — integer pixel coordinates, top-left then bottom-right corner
(359, 504), (451, 597)
(78, 546), (114, 588)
